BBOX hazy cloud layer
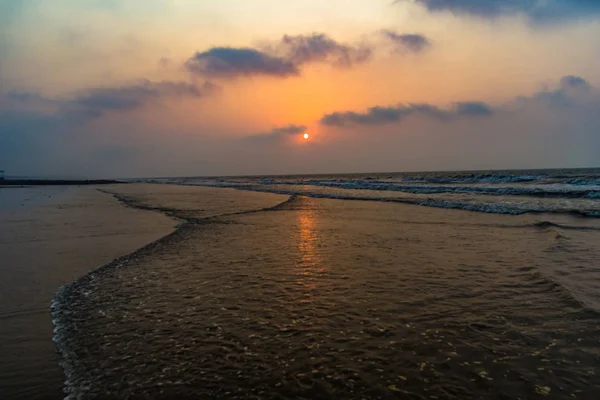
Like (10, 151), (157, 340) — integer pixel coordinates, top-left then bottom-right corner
(186, 33), (374, 79)
(0, 79), (217, 174)
(401, 0), (600, 22)
(244, 124), (308, 143)
(382, 31), (431, 53)
(320, 101), (493, 127)
(1, 80), (217, 125)
(72, 80), (218, 116)
(2, 75), (599, 177)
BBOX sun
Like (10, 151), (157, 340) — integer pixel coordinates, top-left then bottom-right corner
(303, 133), (309, 140)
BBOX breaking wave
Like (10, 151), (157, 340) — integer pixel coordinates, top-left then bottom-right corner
(135, 169), (600, 218)
(157, 182), (600, 218)
(294, 180), (600, 199)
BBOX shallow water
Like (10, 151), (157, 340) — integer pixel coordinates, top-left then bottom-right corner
(155, 168), (600, 217)
(53, 188), (600, 399)
(0, 186), (176, 400)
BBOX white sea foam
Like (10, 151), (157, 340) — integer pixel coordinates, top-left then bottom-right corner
(158, 177), (600, 217)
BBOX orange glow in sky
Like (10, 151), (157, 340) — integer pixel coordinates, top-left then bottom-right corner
(3, 0), (600, 177)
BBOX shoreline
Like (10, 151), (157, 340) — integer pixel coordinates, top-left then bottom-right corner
(52, 224), (194, 400)
(0, 179), (122, 187)
(0, 185), (178, 399)
(50, 185), (292, 398)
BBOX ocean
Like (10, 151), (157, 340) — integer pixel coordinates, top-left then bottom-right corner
(149, 168), (600, 217)
(49, 172), (600, 400)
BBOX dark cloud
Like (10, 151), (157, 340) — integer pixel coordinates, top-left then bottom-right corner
(245, 124), (308, 143)
(186, 34), (373, 79)
(320, 102), (492, 127)
(278, 33), (373, 67)
(72, 80), (218, 115)
(453, 101), (494, 116)
(382, 31), (432, 53)
(186, 47), (299, 79)
(321, 106), (411, 127)
(400, 0), (530, 17)
(560, 75), (590, 90)
(321, 75), (595, 129)
(399, 0), (600, 23)
(528, 75), (592, 108)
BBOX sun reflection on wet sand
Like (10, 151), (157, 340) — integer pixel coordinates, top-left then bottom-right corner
(296, 207), (323, 291)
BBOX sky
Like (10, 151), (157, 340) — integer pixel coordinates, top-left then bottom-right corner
(1, 0), (600, 178)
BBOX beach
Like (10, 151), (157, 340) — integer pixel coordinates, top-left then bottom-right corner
(1, 180), (599, 399)
(5, 0), (600, 397)
(0, 185), (177, 399)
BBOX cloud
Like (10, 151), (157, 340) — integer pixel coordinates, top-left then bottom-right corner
(320, 76), (592, 128)
(186, 33), (373, 79)
(268, 124), (308, 136)
(382, 31), (431, 53)
(244, 124), (308, 143)
(320, 75), (598, 140)
(277, 33), (373, 67)
(560, 75), (591, 90)
(320, 101), (493, 127)
(186, 47), (299, 79)
(453, 101), (494, 116)
(0, 79), (218, 171)
(523, 75), (592, 108)
(0, 80), (218, 124)
(71, 80), (218, 116)
(399, 0), (600, 23)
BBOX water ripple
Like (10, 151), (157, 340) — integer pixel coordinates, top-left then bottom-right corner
(52, 196), (600, 399)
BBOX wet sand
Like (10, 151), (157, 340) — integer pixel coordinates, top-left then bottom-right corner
(0, 186), (177, 399)
(52, 185), (600, 399)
